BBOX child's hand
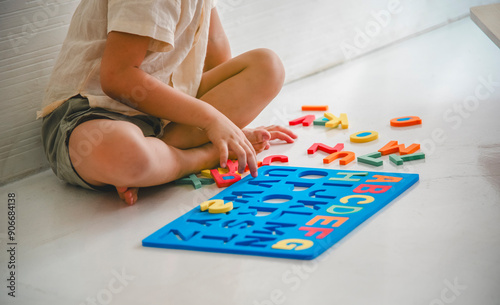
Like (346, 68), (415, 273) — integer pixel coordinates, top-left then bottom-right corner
(204, 116), (259, 176)
(242, 126), (298, 153)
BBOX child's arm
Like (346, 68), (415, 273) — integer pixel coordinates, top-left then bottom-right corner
(204, 8), (231, 72)
(100, 31), (259, 175)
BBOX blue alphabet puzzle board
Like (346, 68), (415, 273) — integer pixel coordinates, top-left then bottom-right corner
(142, 166), (419, 260)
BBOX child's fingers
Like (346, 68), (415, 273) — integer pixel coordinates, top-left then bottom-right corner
(215, 140), (228, 168)
(242, 143), (258, 177)
(260, 125), (298, 139)
(246, 153), (259, 177)
(230, 142), (247, 174)
(253, 142), (268, 154)
(232, 138), (258, 176)
(269, 131), (296, 143)
(268, 125), (298, 139)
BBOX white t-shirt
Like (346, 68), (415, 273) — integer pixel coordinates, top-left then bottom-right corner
(38, 0), (216, 118)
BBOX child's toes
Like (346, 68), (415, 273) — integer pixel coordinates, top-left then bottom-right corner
(116, 186), (128, 194)
(125, 188), (138, 205)
(116, 186), (139, 205)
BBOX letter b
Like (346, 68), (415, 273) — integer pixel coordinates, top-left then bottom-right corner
(353, 184), (392, 194)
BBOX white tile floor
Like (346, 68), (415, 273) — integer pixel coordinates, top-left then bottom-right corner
(1, 17), (500, 305)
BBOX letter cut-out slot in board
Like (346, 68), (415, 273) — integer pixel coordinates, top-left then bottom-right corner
(143, 166), (419, 260)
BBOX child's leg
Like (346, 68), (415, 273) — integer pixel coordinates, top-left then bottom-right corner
(69, 119), (220, 204)
(68, 119), (289, 205)
(161, 48), (286, 149)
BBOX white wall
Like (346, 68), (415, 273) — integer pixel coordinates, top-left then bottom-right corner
(218, 0), (499, 82)
(0, 0), (80, 184)
(0, 0), (498, 184)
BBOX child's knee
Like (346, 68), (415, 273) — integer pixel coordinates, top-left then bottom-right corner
(70, 121), (154, 186)
(102, 133), (156, 185)
(250, 48), (285, 88)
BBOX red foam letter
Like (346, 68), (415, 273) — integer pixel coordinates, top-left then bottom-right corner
(366, 175), (403, 183)
(299, 227), (334, 239)
(306, 215), (348, 227)
(210, 169), (241, 188)
(307, 143), (344, 155)
(353, 184), (392, 194)
(289, 115), (315, 126)
(262, 155), (289, 166)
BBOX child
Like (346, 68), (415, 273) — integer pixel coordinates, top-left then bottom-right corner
(39, 0), (297, 205)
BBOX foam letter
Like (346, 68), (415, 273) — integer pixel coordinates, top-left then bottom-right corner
(326, 205), (363, 215)
(262, 155), (289, 166)
(324, 112), (340, 128)
(200, 199), (233, 214)
(390, 116), (422, 127)
(379, 141), (420, 155)
(323, 151), (355, 165)
(306, 215), (349, 227)
(350, 131), (379, 143)
(329, 172), (368, 182)
(211, 169), (241, 188)
(302, 105), (328, 111)
(357, 152), (383, 166)
(307, 143), (344, 155)
(299, 227), (334, 239)
(340, 195), (375, 204)
(289, 115), (315, 126)
(175, 174), (214, 189)
(353, 184), (392, 194)
(339, 113), (349, 129)
(272, 239), (314, 250)
(378, 141), (400, 155)
(398, 143), (420, 155)
(366, 175), (402, 183)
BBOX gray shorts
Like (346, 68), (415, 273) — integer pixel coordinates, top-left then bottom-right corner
(41, 95), (164, 191)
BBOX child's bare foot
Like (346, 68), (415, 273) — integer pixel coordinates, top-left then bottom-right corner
(116, 186), (139, 205)
(242, 125), (297, 153)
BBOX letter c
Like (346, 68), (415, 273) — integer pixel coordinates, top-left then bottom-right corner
(340, 195), (375, 204)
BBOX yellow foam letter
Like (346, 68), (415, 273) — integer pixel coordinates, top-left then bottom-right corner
(326, 205), (363, 215)
(350, 131), (379, 143)
(272, 239), (314, 251)
(200, 199), (233, 214)
(340, 195), (375, 205)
